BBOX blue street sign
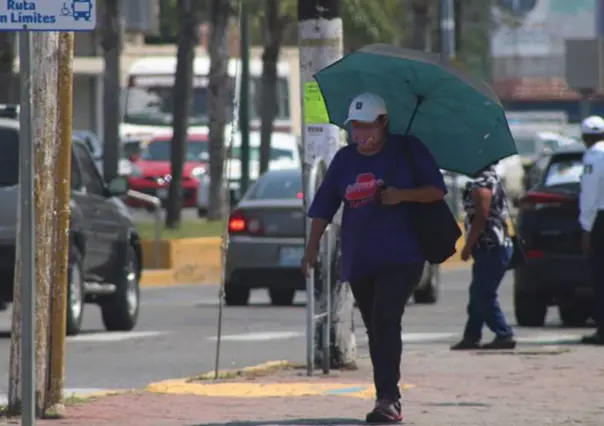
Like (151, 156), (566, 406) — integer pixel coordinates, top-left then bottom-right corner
(0, 0), (96, 31)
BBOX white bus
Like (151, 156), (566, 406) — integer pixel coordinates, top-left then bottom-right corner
(120, 56), (292, 140)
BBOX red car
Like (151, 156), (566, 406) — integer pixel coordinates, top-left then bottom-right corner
(127, 134), (209, 208)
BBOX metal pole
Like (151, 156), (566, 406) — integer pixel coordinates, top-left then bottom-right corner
(239, 0), (251, 194)
(579, 90), (592, 120)
(440, 0), (459, 216)
(321, 228), (331, 375)
(19, 31), (36, 426)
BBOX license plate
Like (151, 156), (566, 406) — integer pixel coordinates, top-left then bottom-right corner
(156, 188), (168, 199)
(279, 246), (304, 267)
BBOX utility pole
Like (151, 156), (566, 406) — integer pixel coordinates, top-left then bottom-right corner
(101, 0), (122, 181)
(239, 0), (251, 195)
(440, 0), (460, 216)
(46, 32), (74, 417)
(299, 0), (357, 369)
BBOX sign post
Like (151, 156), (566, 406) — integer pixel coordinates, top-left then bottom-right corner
(0, 1), (96, 424)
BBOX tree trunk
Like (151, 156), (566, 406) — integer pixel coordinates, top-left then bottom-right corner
(258, 0), (288, 174)
(410, 0), (433, 51)
(165, 0), (199, 229)
(0, 33), (15, 103)
(101, 0), (122, 181)
(8, 33), (59, 417)
(207, 0), (231, 220)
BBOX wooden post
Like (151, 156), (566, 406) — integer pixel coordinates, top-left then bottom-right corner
(45, 32), (74, 418)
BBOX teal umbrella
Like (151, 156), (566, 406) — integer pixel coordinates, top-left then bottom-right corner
(313, 44), (517, 176)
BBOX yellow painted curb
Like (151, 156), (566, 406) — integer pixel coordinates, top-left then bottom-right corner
(146, 380), (414, 399)
(145, 360), (415, 399)
(140, 269), (176, 287)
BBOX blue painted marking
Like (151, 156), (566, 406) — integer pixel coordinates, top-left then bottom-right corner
(325, 386), (368, 395)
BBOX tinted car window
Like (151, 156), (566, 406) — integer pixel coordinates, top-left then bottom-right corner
(543, 155), (583, 187)
(73, 143), (105, 196)
(141, 140), (208, 162)
(0, 126), (19, 186)
(249, 172), (302, 199)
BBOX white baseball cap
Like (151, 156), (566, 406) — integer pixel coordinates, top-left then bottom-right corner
(581, 115), (604, 135)
(344, 93), (388, 124)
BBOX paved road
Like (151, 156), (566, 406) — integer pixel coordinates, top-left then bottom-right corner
(0, 268), (592, 396)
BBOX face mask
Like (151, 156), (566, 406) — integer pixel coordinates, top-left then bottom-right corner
(352, 127), (382, 149)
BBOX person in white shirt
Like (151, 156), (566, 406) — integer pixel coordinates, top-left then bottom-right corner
(579, 115), (604, 345)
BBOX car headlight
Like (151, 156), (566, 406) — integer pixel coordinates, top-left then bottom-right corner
(191, 166), (206, 180)
(130, 165), (143, 178)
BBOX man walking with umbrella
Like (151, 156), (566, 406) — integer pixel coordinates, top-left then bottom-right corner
(579, 115), (604, 345)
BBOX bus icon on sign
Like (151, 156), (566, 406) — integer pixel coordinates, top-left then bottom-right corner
(71, 0), (93, 21)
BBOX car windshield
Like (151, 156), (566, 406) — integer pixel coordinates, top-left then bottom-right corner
(0, 126), (19, 186)
(231, 146), (294, 162)
(543, 155), (584, 187)
(249, 171), (302, 199)
(141, 140), (209, 162)
(123, 74), (290, 127)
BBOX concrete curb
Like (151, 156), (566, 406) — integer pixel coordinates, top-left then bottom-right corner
(144, 360), (415, 399)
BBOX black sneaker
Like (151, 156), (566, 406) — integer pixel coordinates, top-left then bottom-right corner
(366, 399), (403, 424)
(581, 332), (604, 345)
(450, 339), (481, 350)
(481, 336), (517, 350)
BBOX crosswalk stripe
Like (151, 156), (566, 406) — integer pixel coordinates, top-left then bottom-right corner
(68, 331), (164, 343)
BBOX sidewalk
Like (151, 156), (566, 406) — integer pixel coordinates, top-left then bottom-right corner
(14, 344), (604, 426)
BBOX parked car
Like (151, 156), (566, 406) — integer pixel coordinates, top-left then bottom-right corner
(0, 118), (143, 335)
(513, 143), (590, 327)
(224, 168), (440, 306)
(127, 134), (208, 207)
(197, 131), (300, 217)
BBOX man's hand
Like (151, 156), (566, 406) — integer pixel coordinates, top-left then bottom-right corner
(460, 245), (472, 262)
(379, 187), (404, 205)
(582, 231), (591, 254)
(301, 245), (318, 276)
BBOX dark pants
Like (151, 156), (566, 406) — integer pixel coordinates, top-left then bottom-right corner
(349, 263), (423, 401)
(590, 212), (604, 336)
(463, 243), (514, 341)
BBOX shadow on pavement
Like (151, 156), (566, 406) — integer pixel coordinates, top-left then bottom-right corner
(189, 420), (365, 426)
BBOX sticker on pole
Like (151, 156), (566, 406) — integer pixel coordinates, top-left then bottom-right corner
(0, 0), (96, 31)
(303, 81), (330, 125)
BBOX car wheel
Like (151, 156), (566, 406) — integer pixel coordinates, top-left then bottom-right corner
(558, 305), (590, 327)
(269, 288), (296, 306)
(224, 282), (250, 306)
(197, 207), (208, 218)
(413, 265), (440, 304)
(101, 245), (140, 331)
(514, 287), (547, 327)
(66, 248), (85, 336)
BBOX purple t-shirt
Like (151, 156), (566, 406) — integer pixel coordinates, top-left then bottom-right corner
(308, 134), (446, 282)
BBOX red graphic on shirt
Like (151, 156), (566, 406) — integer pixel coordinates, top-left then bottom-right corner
(345, 173), (384, 208)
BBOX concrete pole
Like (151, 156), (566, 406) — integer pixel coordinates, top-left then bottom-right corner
(440, 0), (460, 215)
(299, 0), (356, 369)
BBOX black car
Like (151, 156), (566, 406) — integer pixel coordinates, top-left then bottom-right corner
(0, 118), (143, 335)
(514, 143), (591, 327)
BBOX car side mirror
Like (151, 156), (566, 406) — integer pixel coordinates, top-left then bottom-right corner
(106, 176), (129, 197)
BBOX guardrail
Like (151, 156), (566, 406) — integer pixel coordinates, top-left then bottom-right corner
(305, 157), (333, 376)
(126, 190), (162, 267)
